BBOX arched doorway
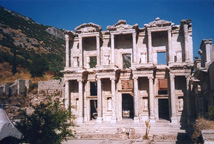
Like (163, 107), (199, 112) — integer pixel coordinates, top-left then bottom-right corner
(122, 94), (134, 119)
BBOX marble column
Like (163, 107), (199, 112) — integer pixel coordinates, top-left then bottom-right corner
(84, 81), (89, 122)
(96, 35), (100, 66)
(77, 79), (83, 123)
(134, 77), (139, 122)
(65, 34), (69, 68)
(132, 32), (137, 63)
(149, 76), (155, 122)
(148, 31), (152, 63)
(79, 35), (83, 67)
(111, 34), (115, 65)
(183, 24), (189, 62)
(111, 78), (116, 123)
(168, 30), (173, 63)
(170, 74), (177, 123)
(97, 78), (102, 123)
(65, 80), (69, 109)
(186, 75), (191, 123)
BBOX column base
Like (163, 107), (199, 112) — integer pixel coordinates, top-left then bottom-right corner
(149, 116), (156, 123)
(77, 117), (83, 124)
(134, 117), (140, 123)
(96, 117), (103, 123)
(171, 117), (178, 123)
(84, 117), (88, 122)
(111, 117), (117, 123)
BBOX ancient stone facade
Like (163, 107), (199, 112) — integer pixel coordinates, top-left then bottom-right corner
(191, 39), (214, 118)
(62, 18), (193, 124)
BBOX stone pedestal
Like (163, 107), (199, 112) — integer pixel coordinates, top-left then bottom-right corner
(134, 117), (140, 123)
(96, 117), (103, 123)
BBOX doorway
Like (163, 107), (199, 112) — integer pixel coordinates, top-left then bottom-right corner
(158, 99), (170, 120)
(90, 100), (97, 120)
(122, 94), (134, 119)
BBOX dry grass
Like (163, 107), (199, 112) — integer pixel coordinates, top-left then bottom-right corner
(192, 117), (214, 143)
(0, 62), (53, 85)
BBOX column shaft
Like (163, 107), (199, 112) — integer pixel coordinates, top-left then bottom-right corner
(168, 30), (173, 63)
(96, 35), (100, 66)
(111, 79), (116, 123)
(148, 31), (152, 63)
(65, 34), (69, 67)
(111, 34), (115, 65)
(183, 24), (189, 62)
(65, 80), (69, 109)
(149, 77), (155, 121)
(133, 32), (137, 63)
(186, 76), (191, 122)
(79, 36), (83, 67)
(78, 80), (83, 123)
(134, 78), (139, 122)
(170, 74), (177, 123)
(97, 78), (102, 122)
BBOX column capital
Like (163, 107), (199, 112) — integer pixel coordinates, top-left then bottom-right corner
(147, 30), (151, 35)
(185, 75), (191, 79)
(133, 76), (138, 80)
(148, 76), (153, 80)
(111, 33), (114, 37)
(96, 77), (102, 81)
(170, 74), (175, 79)
(64, 79), (69, 83)
(65, 34), (69, 41)
(168, 29), (172, 33)
(77, 79), (83, 82)
(78, 35), (82, 39)
(110, 77), (116, 81)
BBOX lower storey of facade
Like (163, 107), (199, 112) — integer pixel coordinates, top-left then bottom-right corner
(64, 68), (191, 124)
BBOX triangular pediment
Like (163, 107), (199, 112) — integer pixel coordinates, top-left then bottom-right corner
(107, 20), (138, 31)
(75, 22), (102, 33)
(145, 17), (174, 28)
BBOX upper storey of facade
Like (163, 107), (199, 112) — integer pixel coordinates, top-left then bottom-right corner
(63, 18), (193, 72)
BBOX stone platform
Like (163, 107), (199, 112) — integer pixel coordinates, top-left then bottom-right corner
(70, 119), (189, 143)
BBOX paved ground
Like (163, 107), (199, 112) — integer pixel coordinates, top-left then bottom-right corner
(62, 139), (192, 144)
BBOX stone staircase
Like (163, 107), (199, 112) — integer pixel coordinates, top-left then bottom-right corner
(71, 119), (188, 142)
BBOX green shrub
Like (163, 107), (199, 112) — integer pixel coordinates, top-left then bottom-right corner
(16, 99), (74, 144)
(207, 106), (214, 120)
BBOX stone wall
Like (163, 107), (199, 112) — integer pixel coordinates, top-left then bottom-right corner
(0, 79), (31, 96)
(38, 79), (65, 96)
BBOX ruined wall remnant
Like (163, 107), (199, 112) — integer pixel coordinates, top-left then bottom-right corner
(38, 79), (65, 96)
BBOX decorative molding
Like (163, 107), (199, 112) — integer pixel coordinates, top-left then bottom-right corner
(107, 20), (138, 31)
(145, 17), (173, 28)
(75, 22), (102, 33)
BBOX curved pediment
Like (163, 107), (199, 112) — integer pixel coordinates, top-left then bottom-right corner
(145, 17), (174, 28)
(107, 20), (138, 31)
(75, 22), (102, 33)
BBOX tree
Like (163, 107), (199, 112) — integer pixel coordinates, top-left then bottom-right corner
(16, 98), (74, 144)
(29, 56), (48, 77)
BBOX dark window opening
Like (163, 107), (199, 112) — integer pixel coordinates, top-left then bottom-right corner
(122, 94), (134, 119)
(90, 100), (97, 120)
(158, 99), (170, 120)
(89, 56), (97, 68)
(158, 90), (168, 95)
(90, 82), (97, 96)
(122, 54), (131, 69)
(157, 52), (167, 65)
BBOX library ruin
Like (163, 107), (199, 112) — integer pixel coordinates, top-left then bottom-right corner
(62, 17), (193, 125)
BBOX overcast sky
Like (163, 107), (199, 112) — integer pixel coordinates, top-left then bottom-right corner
(0, 0), (214, 58)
